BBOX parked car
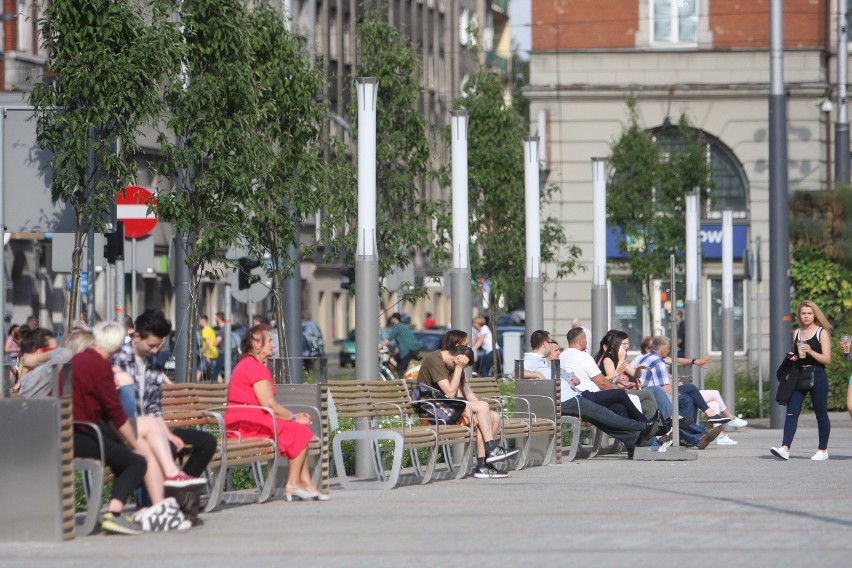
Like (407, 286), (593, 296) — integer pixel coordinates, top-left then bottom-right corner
(411, 329), (444, 353)
(338, 328), (398, 368)
(301, 320), (325, 359)
(339, 329), (356, 367)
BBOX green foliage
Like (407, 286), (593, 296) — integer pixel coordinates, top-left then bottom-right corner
(30, 0), (182, 327)
(789, 185), (852, 332)
(607, 97), (712, 322)
(155, 0), (260, 367)
(238, 2), (350, 354)
(156, 0), (257, 272)
(790, 185), (852, 269)
(446, 68), (580, 310)
(790, 247), (852, 327)
(337, 13), (447, 298)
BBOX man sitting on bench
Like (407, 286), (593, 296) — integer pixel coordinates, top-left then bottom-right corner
(418, 343), (518, 479)
(522, 330), (656, 459)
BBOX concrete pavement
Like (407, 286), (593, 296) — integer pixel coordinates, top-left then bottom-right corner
(2, 414), (852, 567)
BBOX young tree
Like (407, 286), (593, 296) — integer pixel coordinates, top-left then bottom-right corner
(239, 2), (350, 361)
(607, 96), (711, 323)
(330, 14), (447, 302)
(155, 0), (258, 373)
(448, 67), (580, 312)
(30, 0), (182, 328)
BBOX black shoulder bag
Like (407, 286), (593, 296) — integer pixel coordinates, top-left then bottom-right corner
(411, 383), (466, 425)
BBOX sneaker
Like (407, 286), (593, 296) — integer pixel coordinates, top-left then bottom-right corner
(770, 446), (790, 460)
(485, 445), (519, 464)
(163, 470), (206, 488)
(473, 464), (509, 479)
(726, 416), (749, 429)
(133, 497), (192, 532)
(810, 450), (829, 461)
(101, 512), (143, 535)
(715, 433), (738, 446)
(696, 425), (724, 449)
(658, 438), (674, 452)
(707, 414), (733, 424)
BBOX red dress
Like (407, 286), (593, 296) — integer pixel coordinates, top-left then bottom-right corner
(224, 356), (313, 459)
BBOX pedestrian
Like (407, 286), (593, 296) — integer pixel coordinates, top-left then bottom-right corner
(423, 312), (436, 330)
(770, 300), (832, 461)
(383, 313), (422, 377)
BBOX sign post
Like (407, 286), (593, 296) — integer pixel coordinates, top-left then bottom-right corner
(117, 186), (157, 320)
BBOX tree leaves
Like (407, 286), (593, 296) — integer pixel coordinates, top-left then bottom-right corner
(607, 96), (711, 321)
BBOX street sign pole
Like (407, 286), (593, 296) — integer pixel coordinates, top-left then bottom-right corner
(131, 238), (137, 320)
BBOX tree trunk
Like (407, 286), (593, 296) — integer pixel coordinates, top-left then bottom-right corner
(66, 208), (86, 330)
(270, 253), (289, 383)
(186, 270), (200, 382)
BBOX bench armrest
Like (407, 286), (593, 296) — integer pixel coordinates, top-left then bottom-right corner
(203, 404), (279, 447)
(285, 404), (324, 443)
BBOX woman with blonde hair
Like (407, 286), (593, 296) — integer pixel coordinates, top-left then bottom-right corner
(771, 300), (833, 461)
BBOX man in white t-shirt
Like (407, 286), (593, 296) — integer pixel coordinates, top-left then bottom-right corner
(559, 328), (648, 423)
(522, 329), (652, 459)
(571, 319), (592, 354)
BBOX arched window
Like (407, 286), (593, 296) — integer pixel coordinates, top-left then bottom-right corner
(650, 125), (749, 218)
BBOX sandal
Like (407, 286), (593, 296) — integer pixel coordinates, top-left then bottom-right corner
(284, 485), (318, 501)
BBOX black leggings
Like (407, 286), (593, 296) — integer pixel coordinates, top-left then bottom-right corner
(581, 389), (646, 422)
(74, 428), (147, 508)
(172, 428), (217, 477)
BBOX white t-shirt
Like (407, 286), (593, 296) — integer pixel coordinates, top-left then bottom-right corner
(473, 324), (494, 355)
(559, 347), (603, 392)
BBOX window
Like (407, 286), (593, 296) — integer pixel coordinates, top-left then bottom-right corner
(708, 278), (746, 353)
(651, 125), (749, 217)
(651, 0), (698, 45)
(610, 278), (646, 349)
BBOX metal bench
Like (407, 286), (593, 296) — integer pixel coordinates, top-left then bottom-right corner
(326, 379), (474, 490)
(465, 376), (558, 469)
(161, 383), (323, 511)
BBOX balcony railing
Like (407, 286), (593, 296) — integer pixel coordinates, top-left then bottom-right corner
(491, 0), (509, 16)
(485, 51), (510, 77)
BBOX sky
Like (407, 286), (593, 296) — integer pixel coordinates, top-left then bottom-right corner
(510, 0), (532, 59)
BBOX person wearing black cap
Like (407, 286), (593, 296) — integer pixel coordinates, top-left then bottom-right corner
(383, 313), (423, 377)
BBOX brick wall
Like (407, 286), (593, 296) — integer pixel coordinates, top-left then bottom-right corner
(710, 0), (827, 49)
(532, 0), (638, 50)
(532, 0), (828, 51)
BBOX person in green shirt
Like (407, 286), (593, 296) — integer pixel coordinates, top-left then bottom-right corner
(384, 313), (423, 377)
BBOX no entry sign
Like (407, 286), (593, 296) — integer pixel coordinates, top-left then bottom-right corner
(117, 185), (157, 238)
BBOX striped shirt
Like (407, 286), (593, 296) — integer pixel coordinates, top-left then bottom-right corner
(637, 350), (670, 389)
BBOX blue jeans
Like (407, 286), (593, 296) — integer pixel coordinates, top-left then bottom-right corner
(782, 367), (831, 450)
(645, 386), (672, 419)
(562, 395), (645, 448)
(118, 385), (136, 418)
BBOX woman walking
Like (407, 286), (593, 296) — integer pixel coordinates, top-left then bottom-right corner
(770, 300), (832, 461)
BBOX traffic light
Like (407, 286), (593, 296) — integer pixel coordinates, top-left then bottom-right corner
(104, 221), (124, 263)
(340, 266), (355, 290)
(238, 257), (261, 290)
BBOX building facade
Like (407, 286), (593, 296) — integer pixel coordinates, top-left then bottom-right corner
(2, 2), (513, 355)
(527, 0), (842, 372)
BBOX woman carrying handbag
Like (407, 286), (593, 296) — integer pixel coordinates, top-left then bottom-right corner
(770, 300), (832, 461)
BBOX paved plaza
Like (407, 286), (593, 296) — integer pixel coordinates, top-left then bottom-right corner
(2, 413), (852, 567)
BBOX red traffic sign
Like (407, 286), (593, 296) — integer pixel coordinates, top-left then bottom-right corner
(117, 185), (157, 238)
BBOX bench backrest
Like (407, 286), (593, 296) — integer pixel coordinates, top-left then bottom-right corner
(161, 383), (226, 428)
(466, 376), (501, 399)
(326, 379), (416, 424)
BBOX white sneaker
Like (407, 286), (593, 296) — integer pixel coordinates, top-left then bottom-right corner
(810, 450), (829, 461)
(726, 417), (748, 429)
(716, 433), (738, 446)
(770, 446), (790, 460)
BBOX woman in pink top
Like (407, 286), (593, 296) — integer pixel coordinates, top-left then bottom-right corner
(224, 324), (327, 501)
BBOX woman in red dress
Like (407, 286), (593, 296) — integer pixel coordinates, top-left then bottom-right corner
(224, 324), (327, 501)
